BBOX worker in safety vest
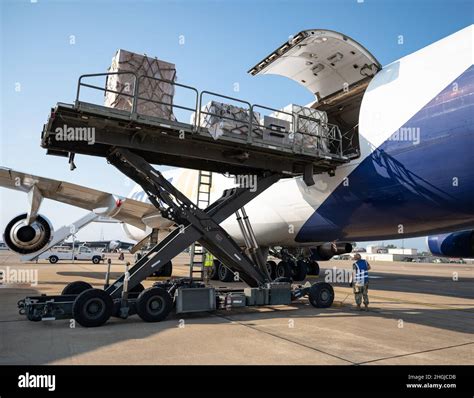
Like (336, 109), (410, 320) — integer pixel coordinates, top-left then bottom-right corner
(349, 253), (371, 311)
(203, 252), (214, 283)
(204, 252), (214, 267)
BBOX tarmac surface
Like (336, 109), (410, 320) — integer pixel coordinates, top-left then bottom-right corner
(0, 251), (473, 365)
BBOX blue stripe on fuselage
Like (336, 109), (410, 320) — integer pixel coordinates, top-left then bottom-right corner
(296, 65), (474, 243)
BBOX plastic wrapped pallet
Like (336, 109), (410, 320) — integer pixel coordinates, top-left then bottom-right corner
(104, 49), (177, 120)
(271, 104), (330, 152)
(192, 101), (261, 140)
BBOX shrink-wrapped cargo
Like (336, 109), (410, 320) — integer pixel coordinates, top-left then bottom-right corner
(104, 49), (177, 120)
(193, 101), (260, 140)
(271, 104), (330, 152)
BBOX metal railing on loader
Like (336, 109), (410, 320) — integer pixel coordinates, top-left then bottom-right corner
(75, 72), (345, 156)
(70, 71), (356, 162)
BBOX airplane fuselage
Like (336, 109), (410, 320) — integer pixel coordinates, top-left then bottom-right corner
(124, 26), (474, 247)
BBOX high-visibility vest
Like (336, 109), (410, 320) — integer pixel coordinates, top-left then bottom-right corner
(204, 253), (214, 267)
(353, 259), (369, 285)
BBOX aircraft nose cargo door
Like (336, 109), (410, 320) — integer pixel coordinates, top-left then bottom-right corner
(248, 29), (381, 159)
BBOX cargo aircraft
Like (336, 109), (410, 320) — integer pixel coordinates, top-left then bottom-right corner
(1, 25), (472, 281)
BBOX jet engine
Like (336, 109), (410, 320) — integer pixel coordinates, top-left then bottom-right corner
(108, 240), (121, 251)
(428, 230), (474, 258)
(3, 213), (53, 254)
(311, 242), (353, 261)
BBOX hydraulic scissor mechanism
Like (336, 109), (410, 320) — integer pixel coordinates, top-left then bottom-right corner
(17, 149), (336, 327)
(235, 208), (270, 280)
(17, 151), (336, 326)
(105, 148), (283, 294)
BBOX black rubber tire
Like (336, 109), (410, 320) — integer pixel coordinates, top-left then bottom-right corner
(275, 261), (292, 279)
(72, 289), (113, 327)
(49, 256), (59, 264)
(92, 256), (101, 264)
(293, 260), (308, 281)
(266, 260), (277, 279)
(308, 282), (334, 308)
(152, 261), (173, 277)
(129, 282), (145, 294)
(136, 287), (173, 322)
(62, 281), (93, 295)
(307, 260), (320, 276)
(218, 263), (234, 282)
(209, 260), (220, 280)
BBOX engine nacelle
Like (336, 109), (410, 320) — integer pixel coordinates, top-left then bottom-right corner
(108, 240), (121, 251)
(3, 213), (53, 254)
(428, 230), (474, 258)
(311, 242), (353, 261)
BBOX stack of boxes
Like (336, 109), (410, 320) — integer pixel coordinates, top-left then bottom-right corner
(192, 101), (330, 152)
(192, 101), (261, 140)
(270, 104), (330, 152)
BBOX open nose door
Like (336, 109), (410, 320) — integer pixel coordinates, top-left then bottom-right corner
(248, 29), (381, 101)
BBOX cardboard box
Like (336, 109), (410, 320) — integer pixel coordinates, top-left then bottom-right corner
(104, 49), (177, 120)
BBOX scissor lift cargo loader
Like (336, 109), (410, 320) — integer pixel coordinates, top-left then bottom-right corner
(18, 71), (358, 327)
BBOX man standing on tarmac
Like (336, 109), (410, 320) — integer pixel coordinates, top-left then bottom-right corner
(350, 253), (371, 311)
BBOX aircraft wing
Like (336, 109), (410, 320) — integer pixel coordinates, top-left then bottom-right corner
(0, 167), (155, 230)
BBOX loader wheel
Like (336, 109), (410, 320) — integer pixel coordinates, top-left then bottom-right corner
(275, 261), (292, 278)
(218, 263), (234, 282)
(49, 256), (59, 264)
(293, 260), (308, 281)
(308, 282), (334, 308)
(136, 287), (173, 322)
(62, 281), (93, 295)
(73, 289), (113, 327)
(92, 256), (101, 264)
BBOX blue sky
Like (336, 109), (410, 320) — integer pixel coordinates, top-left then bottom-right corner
(0, 0), (472, 248)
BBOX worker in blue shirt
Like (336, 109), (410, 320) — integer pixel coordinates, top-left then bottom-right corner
(350, 253), (371, 311)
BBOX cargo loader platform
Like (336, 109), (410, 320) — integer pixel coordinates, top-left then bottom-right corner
(19, 71), (356, 327)
(41, 72), (358, 184)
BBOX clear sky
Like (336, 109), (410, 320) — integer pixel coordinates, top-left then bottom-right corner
(0, 0), (472, 249)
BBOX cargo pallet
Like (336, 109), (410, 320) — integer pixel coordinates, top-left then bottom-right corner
(18, 72), (357, 326)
